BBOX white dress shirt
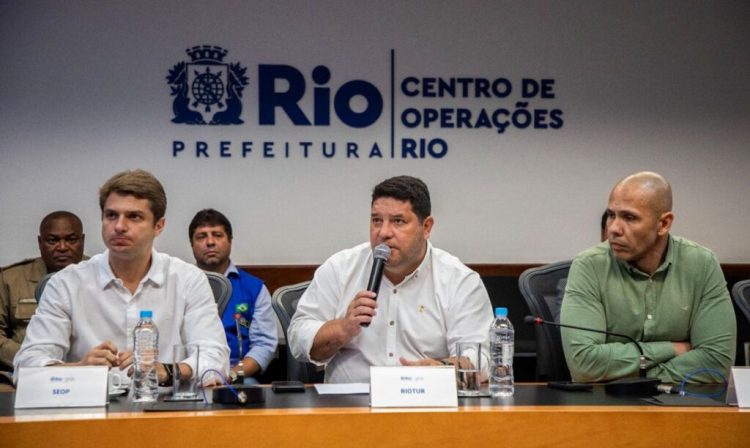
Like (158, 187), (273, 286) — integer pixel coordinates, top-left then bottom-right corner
(288, 242), (493, 383)
(15, 250), (230, 380)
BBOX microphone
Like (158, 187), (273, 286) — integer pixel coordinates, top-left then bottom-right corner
(215, 305), (266, 403)
(361, 244), (391, 328)
(233, 305), (246, 384)
(525, 315), (659, 396)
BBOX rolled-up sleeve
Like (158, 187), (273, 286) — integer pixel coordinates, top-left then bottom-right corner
(182, 271), (230, 381)
(443, 271), (493, 359)
(287, 262), (340, 366)
(246, 285), (279, 372)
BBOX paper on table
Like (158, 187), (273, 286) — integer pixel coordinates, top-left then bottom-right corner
(314, 383), (370, 395)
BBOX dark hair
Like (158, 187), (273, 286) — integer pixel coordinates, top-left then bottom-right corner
(601, 210), (608, 232)
(39, 211), (83, 235)
(99, 169), (167, 222)
(189, 209), (233, 241)
(371, 175), (431, 221)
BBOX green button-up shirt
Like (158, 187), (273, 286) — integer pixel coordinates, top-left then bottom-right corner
(560, 235), (736, 384)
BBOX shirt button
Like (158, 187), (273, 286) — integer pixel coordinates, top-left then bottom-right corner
(389, 321), (395, 326)
(392, 289), (397, 294)
(647, 314), (653, 320)
(388, 352), (394, 357)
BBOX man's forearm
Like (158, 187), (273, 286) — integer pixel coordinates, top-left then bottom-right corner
(233, 356), (261, 377)
(156, 361), (193, 383)
(672, 341), (691, 356)
(309, 319), (349, 362)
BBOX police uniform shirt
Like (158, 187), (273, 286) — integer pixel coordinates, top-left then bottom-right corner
(0, 257), (46, 369)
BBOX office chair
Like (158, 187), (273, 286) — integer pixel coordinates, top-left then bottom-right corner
(732, 280), (750, 323)
(732, 280), (750, 366)
(205, 271), (232, 317)
(34, 272), (56, 304)
(271, 281), (324, 383)
(518, 260), (573, 382)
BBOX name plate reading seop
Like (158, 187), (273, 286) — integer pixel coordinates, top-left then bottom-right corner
(15, 366), (108, 409)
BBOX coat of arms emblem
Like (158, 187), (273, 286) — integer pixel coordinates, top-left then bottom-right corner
(167, 45), (249, 125)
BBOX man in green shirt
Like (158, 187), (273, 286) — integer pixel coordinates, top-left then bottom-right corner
(560, 172), (736, 384)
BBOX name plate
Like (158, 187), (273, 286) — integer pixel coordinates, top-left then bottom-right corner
(15, 366), (108, 409)
(370, 366), (457, 408)
(726, 366), (750, 408)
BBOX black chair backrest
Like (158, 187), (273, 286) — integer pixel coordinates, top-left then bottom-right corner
(732, 279), (750, 328)
(272, 281), (310, 333)
(271, 281), (324, 383)
(205, 272), (232, 317)
(732, 280), (750, 366)
(518, 261), (572, 382)
(34, 272), (55, 304)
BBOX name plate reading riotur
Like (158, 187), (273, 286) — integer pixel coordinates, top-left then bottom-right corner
(15, 366), (108, 409)
(370, 366), (458, 407)
(726, 367), (750, 408)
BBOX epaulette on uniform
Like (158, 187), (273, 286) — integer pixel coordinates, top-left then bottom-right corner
(0, 258), (37, 272)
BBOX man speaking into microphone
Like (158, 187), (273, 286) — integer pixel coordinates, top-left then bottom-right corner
(288, 176), (493, 383)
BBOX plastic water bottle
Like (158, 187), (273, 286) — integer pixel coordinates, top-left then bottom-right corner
(133, 310), (159, 402)
(489, 307), (514, 397)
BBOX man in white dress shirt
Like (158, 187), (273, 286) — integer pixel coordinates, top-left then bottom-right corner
(15, 169), (229, 386)
(288, 175), (493, 383)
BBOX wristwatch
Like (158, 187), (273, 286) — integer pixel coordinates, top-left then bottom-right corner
(160, 363), (174, 387)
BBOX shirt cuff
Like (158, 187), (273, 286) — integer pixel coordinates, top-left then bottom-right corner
(245, 347), (273, 372)
(294, 320), (330, 366)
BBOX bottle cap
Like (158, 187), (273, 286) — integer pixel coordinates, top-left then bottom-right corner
(140, 310), (153, 319)
(495, 307), (508, 317)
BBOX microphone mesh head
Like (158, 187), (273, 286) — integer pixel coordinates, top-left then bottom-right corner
(373, 244), (391, 261)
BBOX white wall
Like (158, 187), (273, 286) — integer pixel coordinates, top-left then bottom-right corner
(1, 0), (748, 266)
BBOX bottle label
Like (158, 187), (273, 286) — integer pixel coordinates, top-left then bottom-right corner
(502, 342), (513, 364)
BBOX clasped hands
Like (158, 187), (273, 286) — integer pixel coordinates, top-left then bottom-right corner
(76, 341), (177, 384)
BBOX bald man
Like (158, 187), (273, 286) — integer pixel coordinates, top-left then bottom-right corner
(560, 172), (736, 384)
(0, 211), (86, 370)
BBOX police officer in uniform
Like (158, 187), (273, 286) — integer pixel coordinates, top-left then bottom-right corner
(0, 211), (85, 371)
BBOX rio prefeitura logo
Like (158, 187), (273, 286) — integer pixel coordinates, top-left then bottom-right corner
(167, 45), (249, 125)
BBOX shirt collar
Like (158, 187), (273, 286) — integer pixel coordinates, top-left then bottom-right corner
(385, 241), (433, 287)
(225, 261), (239, 278)
(412, 240), (433, 279)
(617, 234), (674, 277)
(31, 258), (49, 282)
(657, 234), (675, 273)
(96, 249), (165, 289)
(144, 249), (166, 286)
